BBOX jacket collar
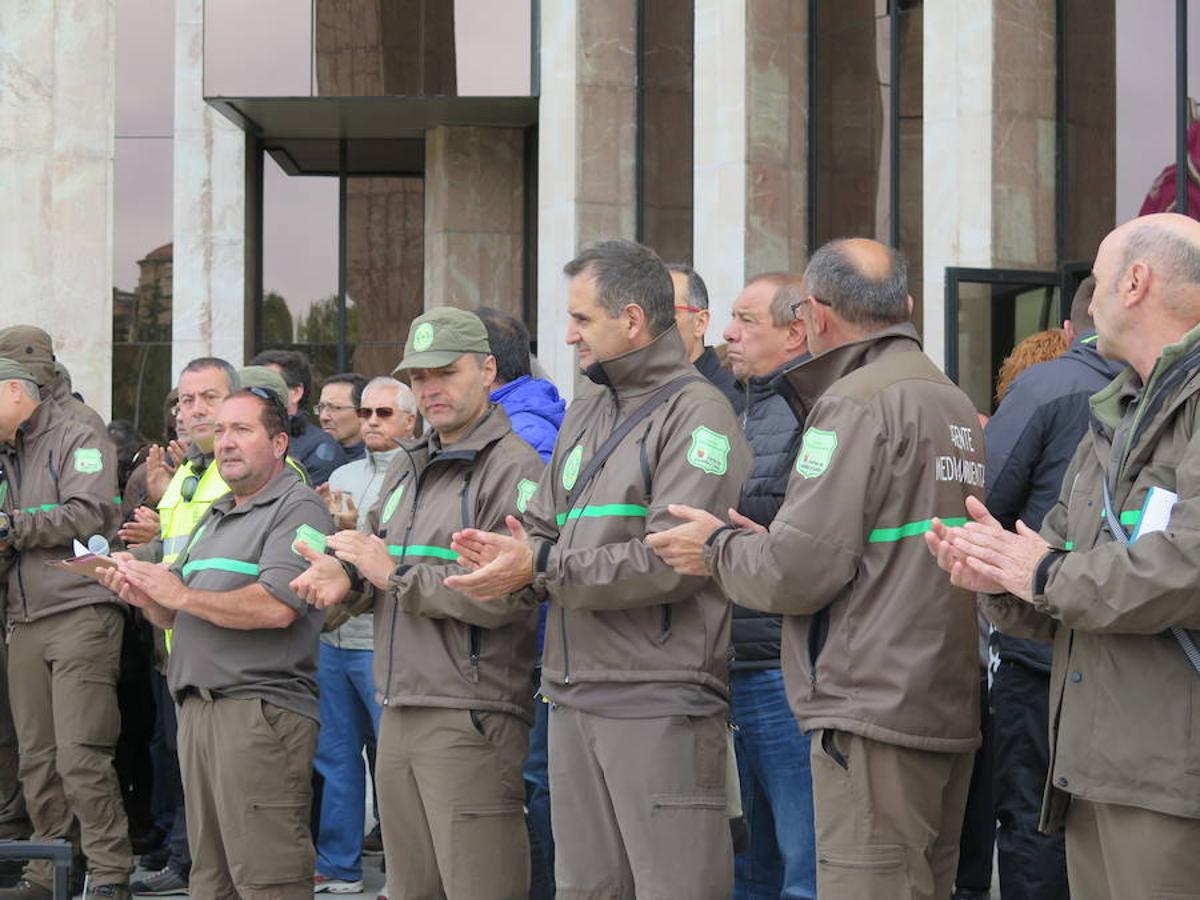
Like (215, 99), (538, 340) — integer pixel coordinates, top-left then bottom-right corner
(746, 353), (810, 407)
(406, 403), (514, 464)
(1089, 320), (1200, 433)
(16, 400), (56, 442)
(365, 446), (403, 470)
(212, 465), (301, 516)
(780, 322), (922, 419)
(584, 328), (696, 401)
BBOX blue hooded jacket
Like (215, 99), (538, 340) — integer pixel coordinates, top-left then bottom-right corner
(490, 376), (565, 463)
(491, 375), (565, 655)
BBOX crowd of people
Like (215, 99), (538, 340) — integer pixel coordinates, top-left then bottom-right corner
(0, 214), (1196, 900)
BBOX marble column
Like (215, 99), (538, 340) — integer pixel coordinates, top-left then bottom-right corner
(171, 0), (247, 380)
(424, 126), (525, 316)
(536, 0), (637, 399)
(693, 0), (809, 334)
(0, 0), (115, 417)
(922, 0), (995, 370)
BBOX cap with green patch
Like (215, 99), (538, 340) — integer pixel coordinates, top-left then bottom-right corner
(0, 326), (56, 386)
(0, 358), (37, 384)
(394, 307), (491, 372)
(236, 365), (290, 407)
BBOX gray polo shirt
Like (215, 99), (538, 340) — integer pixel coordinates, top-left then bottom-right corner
(167, 467), (333, 721)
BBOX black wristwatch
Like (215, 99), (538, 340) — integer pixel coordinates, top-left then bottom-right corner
(0, 512), (10, 543)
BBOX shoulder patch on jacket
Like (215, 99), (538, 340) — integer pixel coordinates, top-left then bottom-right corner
(381, 484), (406, 522)
(73, 448), (103, 474)
(687, 426), (731, 475)
(562, 445), (583, 491)
(795, 428), (838, 478)
(516, 479), (538, 513)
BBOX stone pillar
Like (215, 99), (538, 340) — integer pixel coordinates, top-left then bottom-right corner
(536, 0), (637, 399)
(693, 0), (809, 331)
(172, 0), (247, 378)
(423, 126), (525, 316)
(923, 0), (995, 369)
(0, 0), (115, 417)
(923, 0), (1058, 370)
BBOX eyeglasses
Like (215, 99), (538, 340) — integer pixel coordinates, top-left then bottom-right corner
(789, 295), (833, 317)
(674, 304), (704, 314)
(356, 406), (398, 420)
(312, 402), (355, 416)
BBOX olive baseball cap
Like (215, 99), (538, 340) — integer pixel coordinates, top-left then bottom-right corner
(0, 326), (56, 386)
(0, 358), (37, 385)
(236, 365), (290, 408)
(394, 308), (491, 372)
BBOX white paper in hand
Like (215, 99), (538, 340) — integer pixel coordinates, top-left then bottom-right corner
(1131, 486), (1179, 541)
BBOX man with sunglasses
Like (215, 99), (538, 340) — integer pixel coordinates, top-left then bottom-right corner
(311, 377), (415, 894)
(669, 263), (745, 414)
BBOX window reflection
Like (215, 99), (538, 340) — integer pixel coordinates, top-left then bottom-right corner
(204, 0), (313, 97)
(113, 139), (174, 440)
(204, 0), (532, 98)
(261, 155), (339, 383)
(346, 177), (425, 377)
(641, 0), (694, 265)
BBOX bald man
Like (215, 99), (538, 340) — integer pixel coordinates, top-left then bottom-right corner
(650, 239), (986, 900)
(927, 213), (1200, 900)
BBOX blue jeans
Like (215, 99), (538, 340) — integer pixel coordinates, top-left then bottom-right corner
(731, 668), (817, 900)
(524, 675), (554, 900)
(314, 644), (381, 882)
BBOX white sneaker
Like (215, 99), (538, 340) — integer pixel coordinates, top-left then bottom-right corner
(313, 874), (363, 894)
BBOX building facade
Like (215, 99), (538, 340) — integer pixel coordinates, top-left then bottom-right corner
(1, 0), (1196, 433)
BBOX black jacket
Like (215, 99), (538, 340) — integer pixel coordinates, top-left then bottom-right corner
(731, 355), (808, 670)
(694, 346), (746, 415)
(287, 415), (347, 487)
(984, 334), (1123, 671)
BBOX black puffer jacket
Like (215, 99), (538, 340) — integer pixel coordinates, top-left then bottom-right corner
(984, 333), (1123, 672)
(731, 355), (808, 671)
(695, 346), (746, 415)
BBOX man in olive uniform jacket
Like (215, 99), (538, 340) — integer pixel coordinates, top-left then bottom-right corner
(293, 308), (544, 900)
(102, 388), (332, 900)
(929, 213), (1200, 900)
(0, 359), (132, 900)
(0, 327), (114, 851)
(650, 239), (986, 900)
(446, 241), (752, 900)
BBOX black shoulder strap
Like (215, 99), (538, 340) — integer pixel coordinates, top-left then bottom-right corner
(564, 374), (703, 511)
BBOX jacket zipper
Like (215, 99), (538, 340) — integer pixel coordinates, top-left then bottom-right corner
(10, 445), (29, 622)
(382, 471), (423, 706)
(460, 470), (481, 683)
(660, 603), (672, 638)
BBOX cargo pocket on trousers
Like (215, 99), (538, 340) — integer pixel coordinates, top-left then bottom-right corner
(240, 797), (313, 887)
(818, 844), (909, 896)
(66, 675), (121, 748)
(450, 803), (528, 899)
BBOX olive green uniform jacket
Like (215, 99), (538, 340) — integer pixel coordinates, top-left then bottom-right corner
(981, 322), (1200, 830)
(523, 328), (752, 717)
(707, 324), (986, 753)
(368, 405), (544, 723)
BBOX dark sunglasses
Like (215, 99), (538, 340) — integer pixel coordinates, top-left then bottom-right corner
(356, 406), (398, 420)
